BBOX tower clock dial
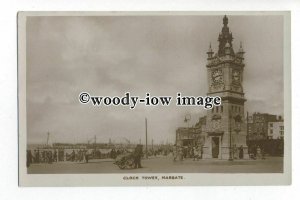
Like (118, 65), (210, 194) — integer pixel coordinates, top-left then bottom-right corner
(212, 69), (223, 83)
(212, 119), (221, 129)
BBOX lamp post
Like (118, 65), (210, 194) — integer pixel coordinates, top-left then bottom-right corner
(145, 118), (148, 159)
(184, 114), (191, 128)
(229, 111), (233, 161)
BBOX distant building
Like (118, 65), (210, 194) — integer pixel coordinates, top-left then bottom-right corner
(247, 112), (282, 140)
(176, 127), (203, 147)
(246, 113), (284, 156)
(176, 116), (206, 146)
(267, 116), (284, 140)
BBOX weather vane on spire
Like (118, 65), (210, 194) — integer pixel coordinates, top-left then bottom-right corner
(223, 15), (228, 26)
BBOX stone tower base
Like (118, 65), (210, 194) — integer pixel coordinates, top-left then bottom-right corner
(202, 145), (249, 160)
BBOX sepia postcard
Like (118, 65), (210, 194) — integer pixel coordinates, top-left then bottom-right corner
(18, 11), (291, 186)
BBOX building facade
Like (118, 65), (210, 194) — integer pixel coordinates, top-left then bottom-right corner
(175, 127), (204, 147)
(268, 120), (284, 140)
(247, 113), (277, 140)
(246, 113), (284, 156)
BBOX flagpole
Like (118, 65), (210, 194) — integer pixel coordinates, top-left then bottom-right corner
(145, 118), (148, 159)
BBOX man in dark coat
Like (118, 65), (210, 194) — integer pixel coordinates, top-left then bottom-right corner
(26, 150), (33, 168)
(239, 145), (244, 159)
(133, 145), (143, 168)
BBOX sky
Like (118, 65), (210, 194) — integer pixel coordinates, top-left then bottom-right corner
(26, 15), (284, 145)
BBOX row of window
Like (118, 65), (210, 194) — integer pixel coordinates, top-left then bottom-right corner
(269, 123), (284, 130)
(280, 131), (284, 136)
(269, 129), (284, 135)
(211, 105), (242, 114)
(212, 106), (223, 113)
(231, 105), (241, 113)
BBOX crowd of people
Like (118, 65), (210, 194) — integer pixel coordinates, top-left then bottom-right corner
(173, 145), (204, 161)
(172, 144), (250, 161)
(26, 144), (265, 168)
(26, 149), (58, 167)
(26, 147), (142, 168)
(249, 145), (266, 160)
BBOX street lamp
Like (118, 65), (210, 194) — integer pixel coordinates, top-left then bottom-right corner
(229, 111), (233, 161)
(184, 114), (191, 128)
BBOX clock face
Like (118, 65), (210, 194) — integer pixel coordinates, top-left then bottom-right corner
(212, 69), (223, 83)
(232, 70), (240, 82)
(212, 119), (221, 129)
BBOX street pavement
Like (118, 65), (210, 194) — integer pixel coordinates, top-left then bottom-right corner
(27, 156), (283, 174)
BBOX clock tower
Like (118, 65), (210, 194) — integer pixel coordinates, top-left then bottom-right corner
(203, 15), (249, 159)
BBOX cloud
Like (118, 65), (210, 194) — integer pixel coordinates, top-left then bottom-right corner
(26, 15), (284, 144)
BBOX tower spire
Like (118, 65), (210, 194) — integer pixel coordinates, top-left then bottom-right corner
(223, 15), (228, 26)
(237, 41), (245, 57)
(218, 15), (234, 56)
(207, 42), (214, 59)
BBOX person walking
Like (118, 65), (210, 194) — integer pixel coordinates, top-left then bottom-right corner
(35, 150), (40, 163)
(257, 146), (261, 159)
(199, 145), (204, 159)
(26, 150), (33, 168)
(48, 151), (53, 164)
(253, 145), (257, 160)
(193, 146), (199, 161)
(133, 145), (143, 168)
(71, 150), (75, 162)
(172, 145), (178, 162)
(178, 146), (184, 161)
(239, 145), (244, 159)
(84, 150), (89, 163)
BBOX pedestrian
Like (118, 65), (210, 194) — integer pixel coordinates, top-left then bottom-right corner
(53, 150), (57, 162)
(253, 145), (257, 160)
(193, 146), (199, 161)
(133, 145), (143, 168)
(233, 144), (238, 159)
(189, 146), (194, 159)
(36, 149), (40, 163)
(26, 150), (33, 168)
(79, 150), (83, 162)
(239, 145), (244, 159)
(111, 148), (116, 159)
(42, 151), (46, 163)
(71, 150), (75, 162)
(178, 146), (184, 161)
(48, 151), (52, 164)
(172, 145), (178, 161)
(33, 150), (37, 163)
(199, 145), (203, 159)
(257, 146), (261, 159)
(84, 150), (89, 163)
(261, 147), (266, 160)
(183, 147), (187, 159)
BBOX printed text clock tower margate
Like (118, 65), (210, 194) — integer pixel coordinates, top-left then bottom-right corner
(203, 15), (249, 159)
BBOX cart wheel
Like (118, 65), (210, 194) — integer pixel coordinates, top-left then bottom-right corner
(119, 164), (125, 169)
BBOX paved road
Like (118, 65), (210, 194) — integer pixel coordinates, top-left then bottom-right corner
(27, 156), (283, 174)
